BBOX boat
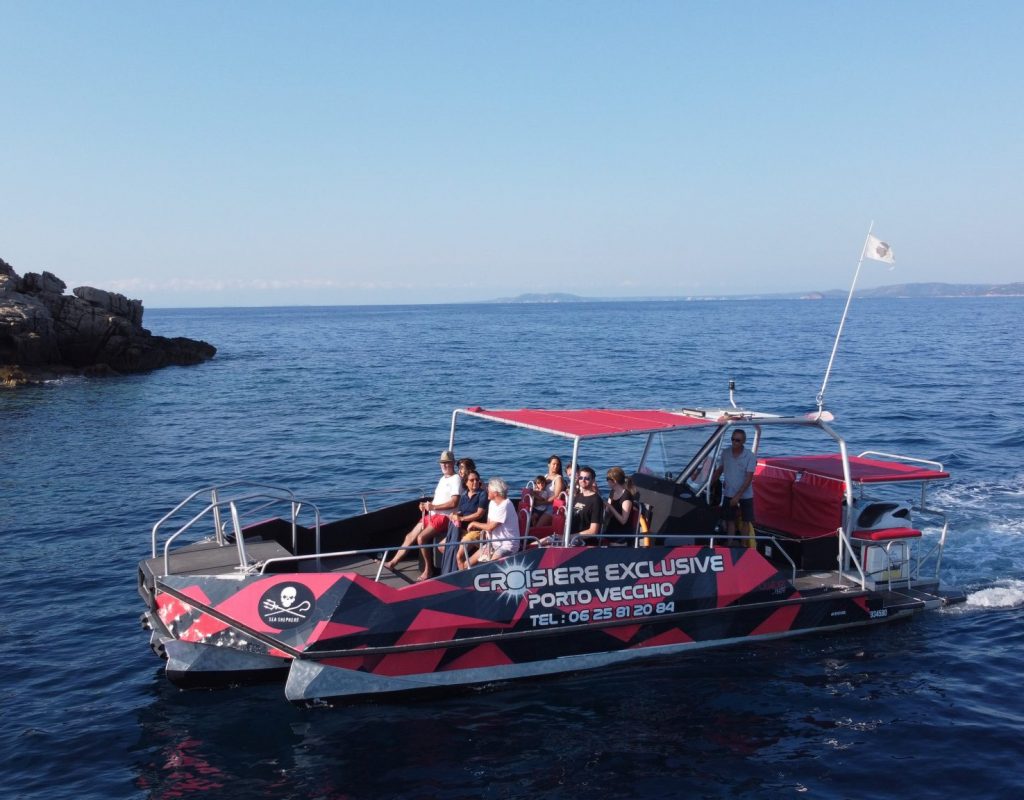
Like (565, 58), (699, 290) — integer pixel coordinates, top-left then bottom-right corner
(138, 401), (965, 703)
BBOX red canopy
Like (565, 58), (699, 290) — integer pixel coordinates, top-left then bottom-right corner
(759, 454), (948, 483)
(459, 407), (715, 439)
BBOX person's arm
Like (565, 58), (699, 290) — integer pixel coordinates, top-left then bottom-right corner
(605, 496), (624, 524)
(613, 497), (633, 524)
(456, 503), (486, 526)
(429, 492), (460, 513)
(734, 466), (754, 500)
(729, 463), (754, 505)
(468, 503), (499, 533)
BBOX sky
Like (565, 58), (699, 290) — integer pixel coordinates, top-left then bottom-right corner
(1, 1), (1021, 307)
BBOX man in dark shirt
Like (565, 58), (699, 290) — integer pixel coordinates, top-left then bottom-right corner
(570, 465), (603, 543)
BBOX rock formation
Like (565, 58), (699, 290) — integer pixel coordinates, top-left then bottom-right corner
(1, 257), (215, 386)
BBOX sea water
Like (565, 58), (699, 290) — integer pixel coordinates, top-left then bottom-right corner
(1, 297), (1022, 799)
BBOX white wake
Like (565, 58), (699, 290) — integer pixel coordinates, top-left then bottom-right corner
(964, 578), (1024, 609)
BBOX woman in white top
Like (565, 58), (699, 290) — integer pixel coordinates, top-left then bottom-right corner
(534, 455), (567, 527)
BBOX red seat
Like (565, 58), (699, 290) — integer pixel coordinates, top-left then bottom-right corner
(529, 510), (565, 540)
(852, 527), (922, 541)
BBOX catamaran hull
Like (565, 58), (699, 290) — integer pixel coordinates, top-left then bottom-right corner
(164, 640), (290, 687)
(282, 608), (916, 703)
(147, 542), (956, 702)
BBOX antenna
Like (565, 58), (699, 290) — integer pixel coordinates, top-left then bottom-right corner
(816, 223), (874, 412)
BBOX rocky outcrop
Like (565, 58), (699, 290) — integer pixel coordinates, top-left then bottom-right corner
(1, 257), (215, 386)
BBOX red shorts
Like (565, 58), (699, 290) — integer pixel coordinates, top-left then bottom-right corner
(424, 513), (450, 531)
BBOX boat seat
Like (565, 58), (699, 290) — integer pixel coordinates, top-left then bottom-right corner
(852, 527), (922, 541)
(529, 509), (565, 540)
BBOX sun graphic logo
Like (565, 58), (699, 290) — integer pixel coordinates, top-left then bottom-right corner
(472, 558), (534, 604)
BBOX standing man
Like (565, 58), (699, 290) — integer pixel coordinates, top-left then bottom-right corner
(712, 428), (756, 543)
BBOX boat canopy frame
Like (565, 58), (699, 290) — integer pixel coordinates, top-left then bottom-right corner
(449, 405), (843, 544)
(449, 406), (949, 586)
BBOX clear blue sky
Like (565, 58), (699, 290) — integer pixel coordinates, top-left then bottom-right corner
(2, 1), (1021, 306)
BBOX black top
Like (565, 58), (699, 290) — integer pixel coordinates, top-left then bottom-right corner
(604, 490), (638, 535)
(570, 492), (603, 535)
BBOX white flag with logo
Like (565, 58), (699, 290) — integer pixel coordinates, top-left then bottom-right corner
(865, 234), (895, 264)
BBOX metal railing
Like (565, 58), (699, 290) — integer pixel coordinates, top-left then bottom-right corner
(152, 482), (321, 577)
(837, 525), (869, 589)
(635, 532), (799, 582)
(318, 486), (430, 515)
(907, 507), (949, 582)
(258, 535), (545, 578)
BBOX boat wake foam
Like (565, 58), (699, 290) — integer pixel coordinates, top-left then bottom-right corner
(964, 579), (1024, 609)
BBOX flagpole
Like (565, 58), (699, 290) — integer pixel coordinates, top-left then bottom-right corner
(815, 222), (874, 413)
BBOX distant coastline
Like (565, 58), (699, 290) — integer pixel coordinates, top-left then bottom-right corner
(492, 282), (1024, 303)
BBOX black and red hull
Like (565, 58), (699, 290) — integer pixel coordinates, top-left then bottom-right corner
(145, 543), (953, 703)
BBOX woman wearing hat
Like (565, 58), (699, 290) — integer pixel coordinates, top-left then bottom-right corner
(384, 450), (462, 580)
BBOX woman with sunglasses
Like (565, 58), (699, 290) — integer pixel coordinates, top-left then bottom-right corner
(450, 470), (489, 570)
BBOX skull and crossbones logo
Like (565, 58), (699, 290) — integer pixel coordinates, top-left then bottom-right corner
(261, 585), (312, 619)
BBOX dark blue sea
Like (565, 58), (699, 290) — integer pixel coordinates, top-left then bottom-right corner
(2, 298), (1022, 799)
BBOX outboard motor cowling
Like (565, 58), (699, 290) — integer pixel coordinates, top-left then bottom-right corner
(852, 500), (912, 532)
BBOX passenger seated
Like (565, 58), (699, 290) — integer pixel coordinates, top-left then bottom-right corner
(459, 478), (521, 569)
(457, 457), (477, 486)
(603, 466), (638, 540)
(535, 455), (567, 527)
(529, 474), (552, 525)
(568, 465), (603, 545)
(450, 470), (488, 532)
(384, 449), (461, 581)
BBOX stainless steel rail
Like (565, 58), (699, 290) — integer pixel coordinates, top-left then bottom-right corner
(258, 536), (545, 577)
(152, 481), (302, 557)
(321, 486), (430, 515)
(153, 482), (321, 577)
